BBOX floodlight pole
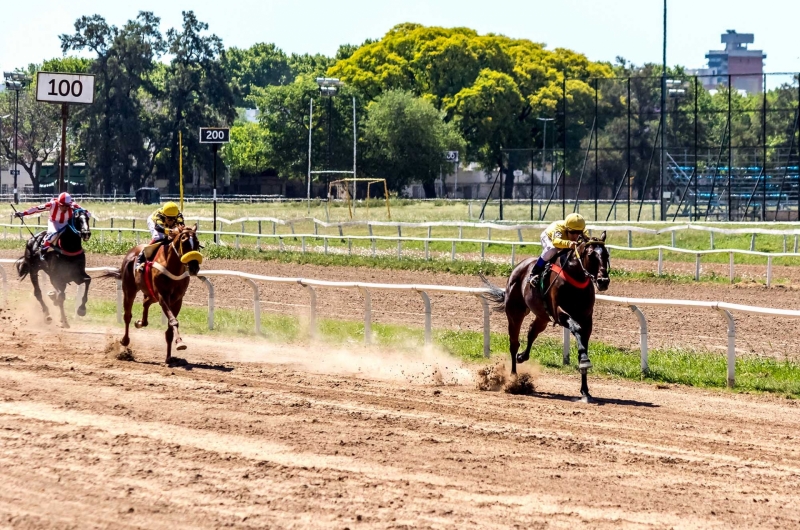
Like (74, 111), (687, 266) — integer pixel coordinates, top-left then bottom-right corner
(353, 96), (357, 211)
(536, 117), (554, 221)
(660, 0), (668, 221)
(307, 98), (313, 213)
(13, 88), (20, 202)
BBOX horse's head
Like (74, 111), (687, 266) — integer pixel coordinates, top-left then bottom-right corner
(173, 224), (203, 276)
(74, 209), (91, 242)
(578, 231), (610, 292)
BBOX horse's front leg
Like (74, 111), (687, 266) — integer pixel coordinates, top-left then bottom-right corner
(76, 277), (91, 317)
(158, 297), (185, 363)
(51, 279), (69, 328)
(519, 316), (549, 365)
(30, 269), (51, 324)
(556, 309), (592, 369)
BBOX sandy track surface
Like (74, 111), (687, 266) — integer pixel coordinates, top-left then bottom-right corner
(0, 307), (799, 529)
(2, 251), (800, 359)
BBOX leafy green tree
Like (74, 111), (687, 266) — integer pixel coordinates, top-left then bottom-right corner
(0, 85), (61, 193)
(330, 23), (611, 197)
(155, 11), (236, 193)
(223, 122), (271, 177)
(362, 90), (465, 197)
(60, 11), (165, 193)
(224, 43), (291, 106)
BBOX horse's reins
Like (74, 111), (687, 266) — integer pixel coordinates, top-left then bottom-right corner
(152, 228), (192, 281)
(575, 239), (605, 291)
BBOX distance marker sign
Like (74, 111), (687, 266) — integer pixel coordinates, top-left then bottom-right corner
(199, 127), (230, 144)
(36, 72), (95, 105)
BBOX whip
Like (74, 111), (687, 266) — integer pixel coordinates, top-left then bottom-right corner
(9, 204), (35, 238)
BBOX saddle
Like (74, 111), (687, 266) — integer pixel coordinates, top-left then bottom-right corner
(33, 231), (63, 258)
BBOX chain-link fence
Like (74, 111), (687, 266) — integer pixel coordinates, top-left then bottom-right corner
(500, 73), (800, 222)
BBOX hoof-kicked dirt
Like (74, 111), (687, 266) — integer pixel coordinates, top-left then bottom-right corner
(0, 305), (799, 528)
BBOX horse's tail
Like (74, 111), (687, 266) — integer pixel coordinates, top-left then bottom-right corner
(479, 273), (506, 312)
(98, 268), (122, 281)
(15, 239), (35, 280)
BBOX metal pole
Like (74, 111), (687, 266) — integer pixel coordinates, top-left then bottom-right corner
(327, 96), (332, 192)
(762, 73), (767, 221)
(353, 96), (357, 211)
(594, 78), (599, 220)
(660, 0), (667, 221)
(307, 98), (313, 213)
(13, 89), (19, 203)
(499, 155), (504, 220)
(59, 104), (68, 194)
(727, 74), (732, 221)
(694, 76), (699, 221)
(627, 76), (631, 221)
(530, 149), (535, 220)
(213, 144), (218, 244)
(562, 75), (567, 219)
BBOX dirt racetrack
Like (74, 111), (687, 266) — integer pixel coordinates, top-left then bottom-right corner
(1, 305), (800, 529)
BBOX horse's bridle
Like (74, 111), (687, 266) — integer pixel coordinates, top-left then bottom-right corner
(168, 227), (199, 262)
(574, 238), (606, 290)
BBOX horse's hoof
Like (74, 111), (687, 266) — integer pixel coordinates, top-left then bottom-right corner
(578, 357), (592, 370)
(134, 320), (145, 329)
(61, 322), (70, 329)
(47, 291), (56, 301)
(176, 342), (187, 351)
(45, 315), (52, 324)
(76, 307), (86, 317)
(578, 394), (593, 404)
(120, 337), (130, 347)
(516, 353), (529, 364)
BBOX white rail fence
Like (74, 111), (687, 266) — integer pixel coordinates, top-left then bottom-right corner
(3, 222), (799, 285)
(2, 260), (800, 388)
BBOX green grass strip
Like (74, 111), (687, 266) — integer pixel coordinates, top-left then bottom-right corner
(78, 298), (800, 398)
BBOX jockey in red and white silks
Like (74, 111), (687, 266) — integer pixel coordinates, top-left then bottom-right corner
(16, 192), (90, 251)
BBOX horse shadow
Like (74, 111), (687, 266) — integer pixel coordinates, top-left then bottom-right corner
(531, 391), (659, 408)
(133, 357), (234, 372)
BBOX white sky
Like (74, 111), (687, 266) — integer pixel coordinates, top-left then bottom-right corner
(2, 0), (799, 77)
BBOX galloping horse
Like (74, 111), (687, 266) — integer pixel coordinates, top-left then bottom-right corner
(481, 233), (610, 399)
(16, 208), (92, 327)
(104, 225), (202, 363)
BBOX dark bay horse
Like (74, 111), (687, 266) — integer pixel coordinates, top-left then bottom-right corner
(103, 225), (202, 363)
(16, 209), (92, 327)
(481, 233), (610, 399)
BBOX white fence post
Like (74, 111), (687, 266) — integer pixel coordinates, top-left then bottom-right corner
(695, 254), (701, 281)
(359, 286), (372, 345)
(657, 248), (663, 276)
(198, 276), (215, 330)
(629, 305), (648, 374)
(417, 290), (432, 346)
(242, 278), (261, 335)
(116, 279), (122, 324)
(717, 308), (736, 388)
(729, 252), (734, 283)
(301, 282), (317, 339)
(476, 294), (491, 359)
(767, 256), (773, 288)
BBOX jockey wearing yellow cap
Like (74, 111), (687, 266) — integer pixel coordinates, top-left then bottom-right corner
(135, 202), (185, 272)
(530, 213), (590, 285)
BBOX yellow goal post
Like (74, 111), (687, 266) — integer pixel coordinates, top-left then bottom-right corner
(327, 178), (391, 220)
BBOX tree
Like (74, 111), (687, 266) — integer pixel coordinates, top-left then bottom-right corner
(223, 122), (271, 177)
(0, 87), (61, 193)
(330, 24), (611, 197)
(224, 43), (291, 107)
(156, 11), (236, 193)
(363, 90), (464, 197)
(60, 11), (165, 193)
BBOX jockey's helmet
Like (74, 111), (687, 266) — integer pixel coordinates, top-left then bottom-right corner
(56, 192), (73, 207)
(162, 202), (180, 218)
(564, 213), (586, 232)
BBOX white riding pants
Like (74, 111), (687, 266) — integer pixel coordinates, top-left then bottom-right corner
(539, 232), (558, 262)
(45, 219), (69, 244)
(147, 217), (166, 243)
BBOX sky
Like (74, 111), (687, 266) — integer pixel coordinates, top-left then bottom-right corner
(2, 0), (799, 80)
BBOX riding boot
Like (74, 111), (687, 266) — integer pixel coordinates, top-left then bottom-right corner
(529, 257), (547, 286)
(135, 250), (147, 273)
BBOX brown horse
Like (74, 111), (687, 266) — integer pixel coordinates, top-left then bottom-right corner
(104, 225), (203, 363)
(481, 233), (610, 399)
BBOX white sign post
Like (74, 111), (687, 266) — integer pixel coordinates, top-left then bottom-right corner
(36, 72), (96, 192)
(444, 151), (459, 198)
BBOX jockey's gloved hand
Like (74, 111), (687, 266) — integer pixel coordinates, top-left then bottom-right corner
(14, 212), (24, 219)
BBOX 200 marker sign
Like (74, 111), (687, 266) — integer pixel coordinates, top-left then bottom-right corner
(199, 127), (230, 143)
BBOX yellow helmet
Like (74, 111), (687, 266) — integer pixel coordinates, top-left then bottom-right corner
(564, 213), (586, 232)
(161, 202), (180, 217)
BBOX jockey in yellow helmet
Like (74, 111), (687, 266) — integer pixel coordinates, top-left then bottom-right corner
(134, 202), (185, 272)
(530, 213), (590, 285)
